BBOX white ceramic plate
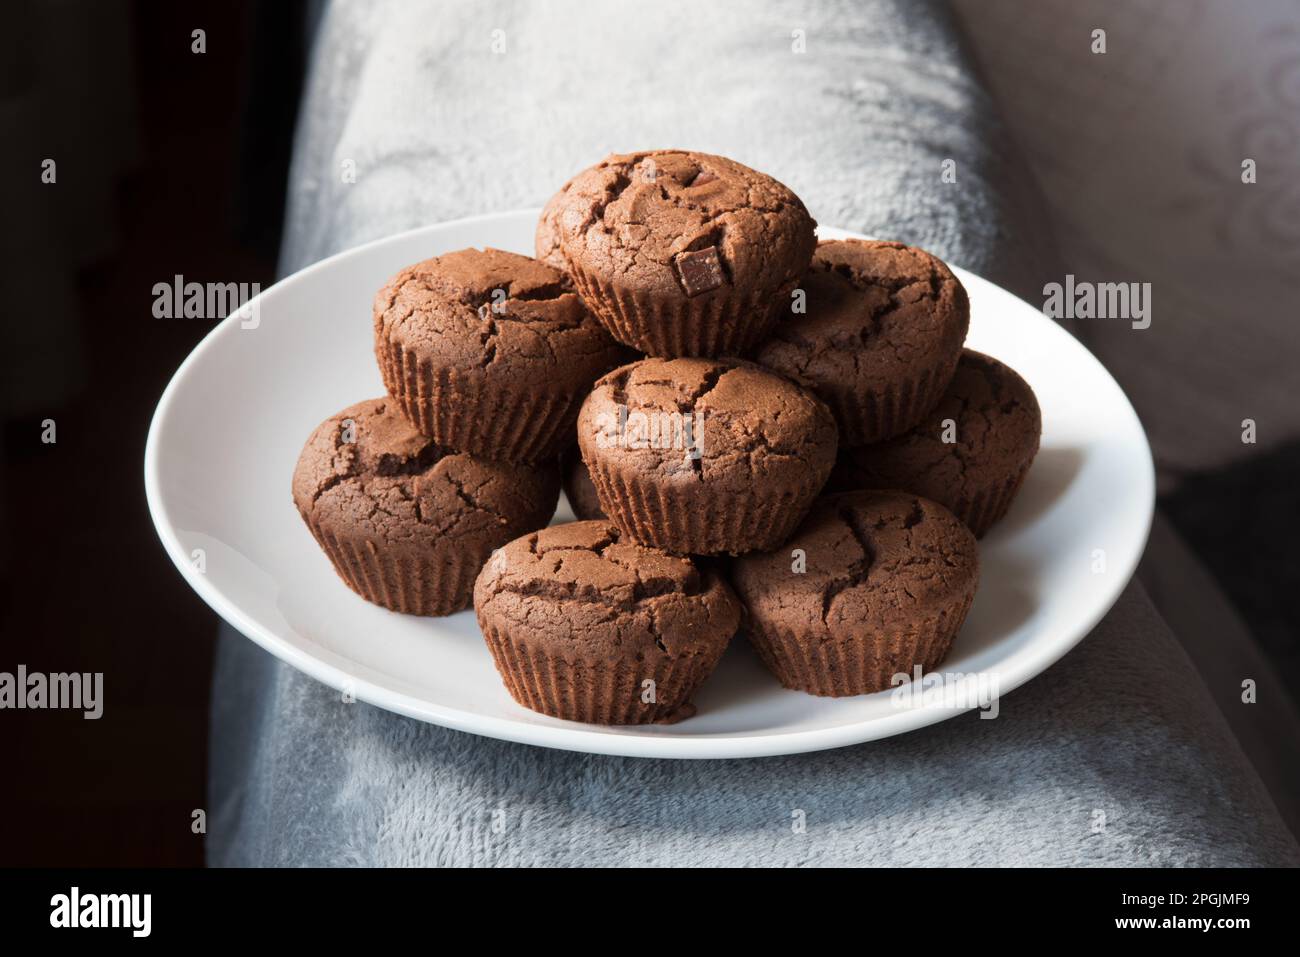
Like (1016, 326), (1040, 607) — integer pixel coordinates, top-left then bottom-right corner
(145, 210), (1154, 759)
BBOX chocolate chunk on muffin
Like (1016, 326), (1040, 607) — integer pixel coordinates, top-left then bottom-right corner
(373, 247), (628, 463)
(561, 446), (606, 521)
(577, 357), (838, 556)
(292, 398), (559, 616)
(730, 489), (979, 697)
(546, 150), (816, 357)
(756, 239), (969, 446)
(832, 350), (1041, 537)
(474, 520), (741, 724)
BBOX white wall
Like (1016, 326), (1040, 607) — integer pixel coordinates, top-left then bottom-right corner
(955, 0), (1300, 487)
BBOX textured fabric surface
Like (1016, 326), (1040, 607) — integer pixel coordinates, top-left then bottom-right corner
(210, 586), (1297, 867)
(207, 0), (1298, 866)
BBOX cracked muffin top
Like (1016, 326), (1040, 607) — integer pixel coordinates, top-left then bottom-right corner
(577, 357), (838, 491)
(836, 350), (1041, 504)
(473, 520), (740, 660)
(756, 239), (969, 387)
(548, 150), (816, 301)
(372, 247), (625, 380)
(729, 489), (979, 640)
(292, 398), (559, 550)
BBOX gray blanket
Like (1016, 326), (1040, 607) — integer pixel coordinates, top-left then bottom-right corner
(207, 0), (1298, 866)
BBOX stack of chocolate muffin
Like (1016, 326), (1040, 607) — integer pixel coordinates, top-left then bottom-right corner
(293, 149), (1041, 725)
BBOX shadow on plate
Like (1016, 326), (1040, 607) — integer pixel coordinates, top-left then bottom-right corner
(994, 445), (1084, 538)
(953, 550), (1040, 669)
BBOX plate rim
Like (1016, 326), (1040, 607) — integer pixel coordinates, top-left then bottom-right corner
(144, 210), (1156, 759)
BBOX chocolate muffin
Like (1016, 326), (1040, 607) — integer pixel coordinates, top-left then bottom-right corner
(534, 188), (568, 272)
(833, 350), (1041, 537)
(577, 357), (838, 556)
(292, 398), (559, 616)
(561, 446), (606, 521)
(755, 239), (969, 446)
(730, 489), (979, 697)
(373, 247), (627, 463)
(474, 521), (741, 724)
(546, 150), (816, 357)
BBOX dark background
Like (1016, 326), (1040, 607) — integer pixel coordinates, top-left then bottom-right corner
(0, 1), (304, 866)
